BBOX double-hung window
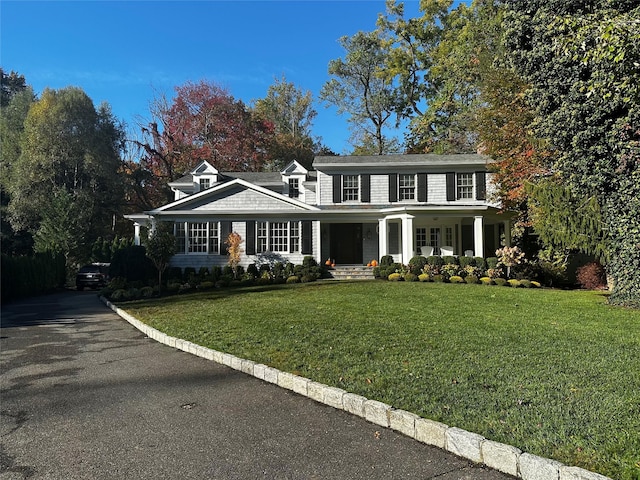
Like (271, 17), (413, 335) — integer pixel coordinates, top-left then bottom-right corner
(208, 222), (219, 254)
(269, 222), (289, 252)
(255, 221), (300, 253)
(199, 178), (210, 191)
(188, 222), (208, 253)
(399, 174), (416, 201)
(343, 175), (359, 201)
(288, 178), (300, 198)
(456, 173), (474, 199)
(175, 222), (186, 253)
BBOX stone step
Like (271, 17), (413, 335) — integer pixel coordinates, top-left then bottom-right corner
(328, 266), (376, 280)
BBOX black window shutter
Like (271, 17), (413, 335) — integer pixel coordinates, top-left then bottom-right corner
(361, 174), (370, 203)
(417, 173), (428, 202)
(245, 221), (256, 255)
(301, 220), (312, 255)
(446, 172), (456, 201)
(476, 171), (487, 200)
(389, 173), (398, 202)
(332, 175), (342, 203)
(220, 221), (231, 255)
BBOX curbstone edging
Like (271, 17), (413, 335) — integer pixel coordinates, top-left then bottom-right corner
(364, 399), (391, 428)
(559, 466), (611, 480)
(445, 427), (485, 464)
(415, 418), (448, 449)
(520, 452), (563, 480)
(101, 296), (614, 480)
(482, 439), (522, 477)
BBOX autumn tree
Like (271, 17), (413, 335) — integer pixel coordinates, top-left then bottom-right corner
(253, 75), (318, 170)
(7, 87), (125, 265)
(320, 31), (399, 155)
(128, 80), (275, 209)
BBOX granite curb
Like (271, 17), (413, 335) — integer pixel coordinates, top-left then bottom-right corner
(101, 296), (612, 480)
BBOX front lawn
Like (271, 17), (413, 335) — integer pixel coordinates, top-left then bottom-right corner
(119, 281), (640, 479)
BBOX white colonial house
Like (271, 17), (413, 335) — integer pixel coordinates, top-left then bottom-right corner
(126, 154), (513, 270)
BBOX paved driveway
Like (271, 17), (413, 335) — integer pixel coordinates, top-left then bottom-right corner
(1, 291), (512, 479)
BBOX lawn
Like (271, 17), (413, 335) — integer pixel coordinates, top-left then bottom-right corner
(118, 281), (640, 479)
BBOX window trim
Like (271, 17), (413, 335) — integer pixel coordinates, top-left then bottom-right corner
(456, 173), (474, 200)
(342, 174), (360, 202)
(398, 173), (416, 201)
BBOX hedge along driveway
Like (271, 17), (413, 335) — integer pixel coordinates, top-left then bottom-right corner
(119, 281), (640, 480)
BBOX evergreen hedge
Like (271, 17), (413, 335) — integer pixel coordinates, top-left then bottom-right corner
(1, 251), (66, 303)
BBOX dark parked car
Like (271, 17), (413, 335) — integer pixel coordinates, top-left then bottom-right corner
(76, 263), (110, 290)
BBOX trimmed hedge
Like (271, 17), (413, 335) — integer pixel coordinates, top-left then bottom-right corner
(1, 252), (66, 303)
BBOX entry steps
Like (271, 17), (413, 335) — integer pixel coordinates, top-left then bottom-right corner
(327, 265), (376, 281)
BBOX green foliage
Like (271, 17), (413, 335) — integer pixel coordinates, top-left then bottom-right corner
(110, 246), (155, 285)
(0, 251), (66, 302)
(403, 272), (418, 282)
(380, 255), (395, 266)
(286, 275), (300, 284)
(465, 275), (479, 284)
(408, 255), (427, 275)
(494, 278), (507, 287)
(144, 222), (177, 291)
(91, 236), (133, 263)
(486, 257), (499, 270)
(427, 255), (445, 267)
(442, 255), (458, 265)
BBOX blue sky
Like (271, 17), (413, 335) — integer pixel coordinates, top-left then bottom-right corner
(1, 0), (423, 155)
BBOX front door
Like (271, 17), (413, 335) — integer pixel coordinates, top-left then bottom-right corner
(329, 223), (363, 264)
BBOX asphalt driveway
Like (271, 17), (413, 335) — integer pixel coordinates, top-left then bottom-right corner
(0, 291), (513, 479)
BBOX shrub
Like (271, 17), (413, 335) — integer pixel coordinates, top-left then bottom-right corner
(443, 256), (458, 265)
(465, 275), (479, 284)
(302, 256), (317, 268)
(531, 281), (541, 288)
(110, 245), (156, 285)
(486, 257), (499, 270)
(111, 289), (127, 301)
(246, 263), (259, 278)
(140, 286), (154, 297)
(520, 279), (532, 288)
(480, 277), (494, 285)
(494, 278), (507, 287)
(380, 255), (395, 266)
(300, 275), (316, 283)
(210, 265), (222, 281)
(459, 256), (474, 269)
(508, 279), (521, 288)
(198, 267), (210, 278)
(199, 281), (215, 289)
(432, 274), (445, 283)
(388, 273), (403, 281)
(576, 261), (607, 290)
(427, 256), (444, 267)
(404, 272), (418, 282)
(167, 267), (183, 282)
(256, 277), (272, 286)
(418, 273), (430, 282)
(109, 276), (127, 290)
(449, 275), (464, 284)
(474, 257), (487, 272)
(167, 282), (181, 292)
(442, 263), (461, 279)
(373, 266), (381, 278)
(408, 256), (428, 275)
(286, 275), (300, 284)
(222, 265), (233, 277)
(127, 288), (141, 299)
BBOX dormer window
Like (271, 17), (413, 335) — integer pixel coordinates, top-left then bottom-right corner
(199, 178), (211, 191)
(288, 178), (300, 198)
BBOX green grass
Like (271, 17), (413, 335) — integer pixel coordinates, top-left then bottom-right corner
(120, 281), (640, 479)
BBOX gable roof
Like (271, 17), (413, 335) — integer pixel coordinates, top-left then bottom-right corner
(313, 153), (492, 168)
(148, 178), (319, 214)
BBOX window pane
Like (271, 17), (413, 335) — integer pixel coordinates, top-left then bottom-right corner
(257, 221), (268, 253)
(416, 227), (427, 248)
(399, 174), (415, 200)
(188, 222), (208, 253)
(343, 175), (359, 201)
(269, 222), (288, 252)
(289, 178), (299, 198)
(290, 221), (300, 253)
(209, 222), (219, 254)
(456, 173), (473, 199)
(175, 222), (186, 253)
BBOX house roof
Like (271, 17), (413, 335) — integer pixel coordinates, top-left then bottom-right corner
(313, 153), (492, 168)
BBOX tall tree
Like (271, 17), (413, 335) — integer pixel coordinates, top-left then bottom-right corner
(503, 0), (640, 307)
(0, 70), (35, 254)
(253, 75), (318, 170)
(7, 87), (125, 265)
(129, 80), (275, 209)
(320, 31), (399, 155)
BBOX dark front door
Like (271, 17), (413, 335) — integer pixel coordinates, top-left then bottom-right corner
(330, 223), (363, 264)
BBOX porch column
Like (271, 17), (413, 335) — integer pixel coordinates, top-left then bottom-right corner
(314, 220), (322, 261)
(503, 219), (512, 247)
(474, 216), (484, 258)
(401, 214), (415, 264)
(378, 218), (388, 259)
(133, 222), (141, 246)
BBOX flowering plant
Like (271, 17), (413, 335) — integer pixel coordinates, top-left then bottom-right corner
(496, 246), (525, 278)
